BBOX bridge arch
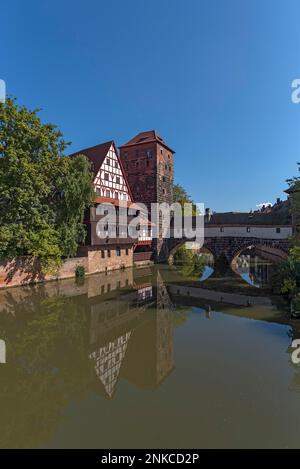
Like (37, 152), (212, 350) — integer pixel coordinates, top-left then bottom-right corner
(165, 236), (289, 268)
(230, 239), (288, 266)
(167, 240), (215, 265)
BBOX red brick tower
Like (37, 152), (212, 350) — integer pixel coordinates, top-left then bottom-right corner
(119, 131), (175, 260)
(119, 130), (174, 208)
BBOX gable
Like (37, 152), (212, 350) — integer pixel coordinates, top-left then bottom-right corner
(94, 143), (132, 201)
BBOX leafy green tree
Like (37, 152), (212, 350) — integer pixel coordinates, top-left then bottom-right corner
(271, 258), (300, 296)
(285, 166), (300, 262)
(271, 169), (300, 300)
(173, 183), (198, 215)
(174, 244), (205, 279)
(0, 98), (94, 272)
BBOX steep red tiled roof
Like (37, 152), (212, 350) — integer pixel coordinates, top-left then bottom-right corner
(70, 140), (113, 176)
(119, 130), (175, 153)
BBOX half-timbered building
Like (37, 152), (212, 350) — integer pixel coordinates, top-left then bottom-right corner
(71, 140), (153, 271)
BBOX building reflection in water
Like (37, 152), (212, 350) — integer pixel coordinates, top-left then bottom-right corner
(88, 268), (174, 398)
(90, 332), (132, 398)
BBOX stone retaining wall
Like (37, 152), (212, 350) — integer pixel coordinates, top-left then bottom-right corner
(0, 245), (133, 289)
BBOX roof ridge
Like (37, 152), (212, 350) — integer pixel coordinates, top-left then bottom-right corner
(70, 140), (113, 156)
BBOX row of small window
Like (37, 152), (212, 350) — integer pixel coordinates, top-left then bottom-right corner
(96, 188), (129, 200)
(123, 149), (172, 160)
(219, 227), (281, 233)
(98, 279), (130, 295)
(101, 247), (129, 258)
(161, 163), (172, 171)
(104, 173), (120, 183)
(124, 160), (152, 169)
(123, 160), (172, 172)
(123, 149), (154, 159)
(99, 207), (140, 216)
(101, 225), (150, 236)
(106, 158), (119, 168)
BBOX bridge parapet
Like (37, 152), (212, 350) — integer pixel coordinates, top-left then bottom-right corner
(204, 225), (292, 240)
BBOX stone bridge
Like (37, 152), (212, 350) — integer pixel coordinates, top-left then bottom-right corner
(160, 211), (292, 265)
(166, 235), (290, 265)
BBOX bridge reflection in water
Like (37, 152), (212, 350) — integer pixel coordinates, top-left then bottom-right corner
(0, 262), (300, 448)
(233, 252), (275, 288)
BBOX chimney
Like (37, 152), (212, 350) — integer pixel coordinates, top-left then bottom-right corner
(205, 207), (211, 222)
(276, 198), (281, 204)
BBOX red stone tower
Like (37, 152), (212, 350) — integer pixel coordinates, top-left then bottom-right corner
(119, 130), (174, 208)
(119, 131), (175, 260)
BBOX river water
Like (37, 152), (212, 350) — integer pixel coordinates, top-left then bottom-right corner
(0, 255), (300, 449)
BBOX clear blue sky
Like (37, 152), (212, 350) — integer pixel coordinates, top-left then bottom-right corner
(1, 0), (300, 212)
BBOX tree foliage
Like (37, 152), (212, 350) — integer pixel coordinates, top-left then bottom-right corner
(0, 98), (94, 272)
(271, 167), (300, 299)
(173, 183), (198, 215)
(271, 257), (300, 296)
(174, 244), (205, 279)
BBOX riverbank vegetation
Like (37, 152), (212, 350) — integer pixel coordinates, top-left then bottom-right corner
(271, 168), (300, 311)
(0, 98), (94, 273)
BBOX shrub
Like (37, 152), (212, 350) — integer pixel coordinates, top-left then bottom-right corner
(271, 258), (300, 296)
(75, 265), (85, 278)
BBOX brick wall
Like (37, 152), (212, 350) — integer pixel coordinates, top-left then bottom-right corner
(87, 246), (133, 274)
(0, 245), (134, 289)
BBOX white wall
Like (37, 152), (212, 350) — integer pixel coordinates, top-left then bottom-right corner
(204, 226), (292, 239)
